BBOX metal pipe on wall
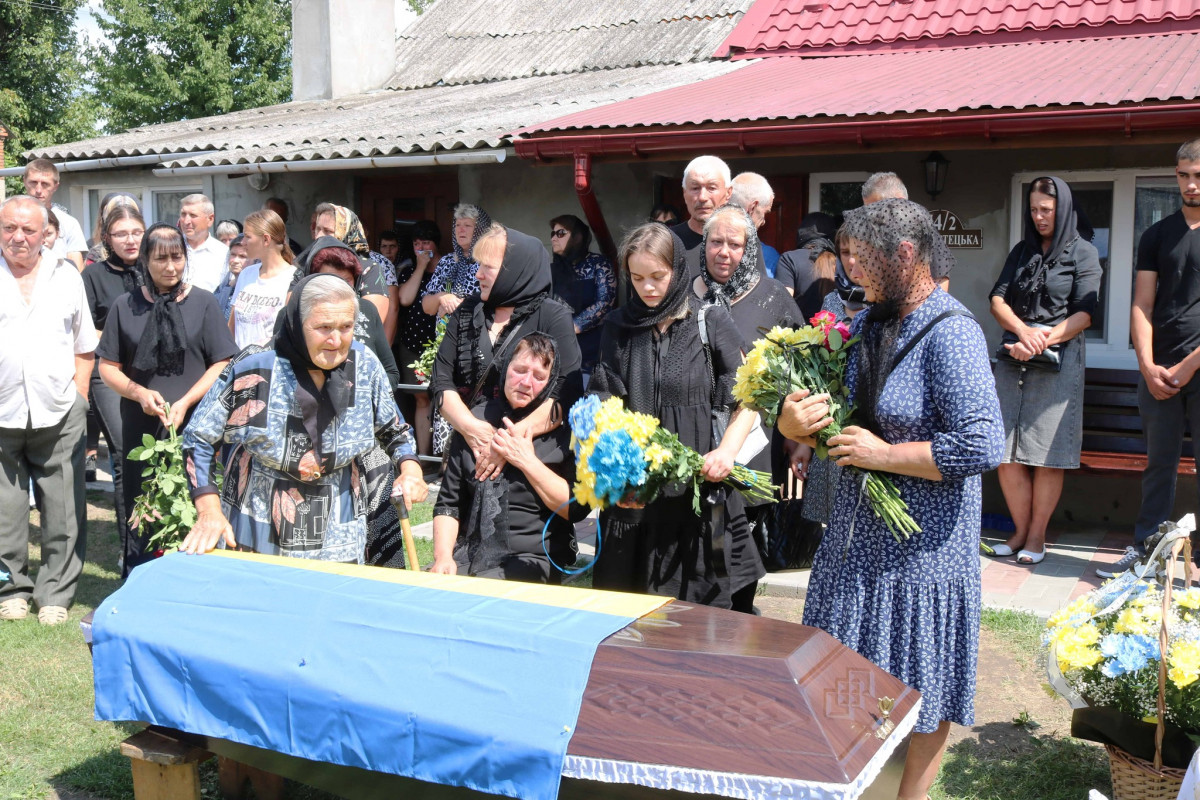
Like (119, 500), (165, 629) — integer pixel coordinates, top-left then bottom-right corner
(0, 151), (222, 177)
(573, 152), (617, 264)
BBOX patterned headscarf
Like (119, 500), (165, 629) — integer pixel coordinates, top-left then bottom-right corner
(328, 205), (371, 257)
(699, 205), (762, 308)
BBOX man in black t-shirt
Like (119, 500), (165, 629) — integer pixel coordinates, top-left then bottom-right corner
(671, 155), (733, 275)
(1105, 139), (1200, 577)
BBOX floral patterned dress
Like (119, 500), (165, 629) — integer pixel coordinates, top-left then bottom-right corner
(183, 342), (418, 563)
(801, 289), (1004, 734)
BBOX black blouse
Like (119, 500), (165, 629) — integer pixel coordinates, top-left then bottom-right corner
(590, 298), (744, 455)
(434, 401), (589, 573)
(990, 236), (1103, 326)
(82, 258), (138, 330)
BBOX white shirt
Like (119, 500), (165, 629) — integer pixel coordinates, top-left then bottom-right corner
(230, 263), (294, 349)
(184, 234), (229, 294)
(50, 203), (87, 257)
(0, 250), (99, 429)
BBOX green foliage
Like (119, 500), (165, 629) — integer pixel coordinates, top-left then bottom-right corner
(406, 0), (436, 13)
(127, 408), (218, 552)
(90, 0), (292, 133)
(0, 0), (100, 194)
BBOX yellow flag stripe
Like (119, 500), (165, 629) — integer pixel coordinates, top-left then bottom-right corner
(208, 550), (670, 618)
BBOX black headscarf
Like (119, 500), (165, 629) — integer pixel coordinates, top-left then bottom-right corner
(130, 223), (188, 377)
(1007, 176), (1094, 320)
(273, 273), (359, 474)
(699, 205), (762, 308)
(483, 227), (552, 311)
(452, 227), (553, 400)
(608, 230), (691, 330)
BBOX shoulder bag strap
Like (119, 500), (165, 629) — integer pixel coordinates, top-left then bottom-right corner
(889, 309), (973, 373)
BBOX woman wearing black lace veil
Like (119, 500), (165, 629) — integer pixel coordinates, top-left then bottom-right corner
(590, 222), (764, 612)
(988, 177), (1101, 565)
(779, 199), (1003, 799)
(431, 332), (588, 583)
(429, 224), (582, 479)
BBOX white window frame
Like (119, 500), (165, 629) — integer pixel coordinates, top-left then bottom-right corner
(68, 177), (213, 241)
(1010, 167), (1175, 370)
(808, 172), (871, 214)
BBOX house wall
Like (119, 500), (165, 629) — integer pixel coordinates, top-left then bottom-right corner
(54, 166), (355, 246)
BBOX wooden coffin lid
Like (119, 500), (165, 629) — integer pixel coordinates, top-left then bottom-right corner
(570, 601), (921, 785)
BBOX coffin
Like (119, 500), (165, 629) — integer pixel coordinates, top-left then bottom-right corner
(84, 556), (919, 800)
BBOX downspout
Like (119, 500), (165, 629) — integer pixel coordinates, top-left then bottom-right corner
(573, 152), (617, 263)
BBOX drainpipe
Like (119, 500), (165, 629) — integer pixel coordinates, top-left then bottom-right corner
(573, 152), (617, 263)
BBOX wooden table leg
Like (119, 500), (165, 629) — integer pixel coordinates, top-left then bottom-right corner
(120, 729), (210, 800)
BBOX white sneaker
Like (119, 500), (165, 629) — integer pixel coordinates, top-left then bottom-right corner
(1096, 546), (1151, 579)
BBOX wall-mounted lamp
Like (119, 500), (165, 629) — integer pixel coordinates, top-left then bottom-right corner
(921, 151), (950, 200)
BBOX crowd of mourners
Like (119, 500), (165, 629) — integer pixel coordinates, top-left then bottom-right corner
(2, 139), (1199, 799)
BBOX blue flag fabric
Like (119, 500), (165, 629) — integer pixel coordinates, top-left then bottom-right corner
(92, 553), (655, 800)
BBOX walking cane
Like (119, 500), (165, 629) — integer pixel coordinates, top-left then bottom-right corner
(390, 486), (421, 572)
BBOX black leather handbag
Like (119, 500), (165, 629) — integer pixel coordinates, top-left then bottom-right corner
(996, 329), (1063, 372)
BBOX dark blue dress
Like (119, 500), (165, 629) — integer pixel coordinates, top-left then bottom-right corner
(801, 289), (1004, 734)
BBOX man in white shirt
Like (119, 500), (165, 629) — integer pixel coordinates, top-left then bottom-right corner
(22, 159), (86, 271)
(178, 193), (228, 293)
(0, 196), (98, 625)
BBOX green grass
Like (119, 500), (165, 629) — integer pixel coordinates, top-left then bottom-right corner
(0, 492), (138, 800)
(933, 735), (1111, 800)
(980, 607), (1047, 663)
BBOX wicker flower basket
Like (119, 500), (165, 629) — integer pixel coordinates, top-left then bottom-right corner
(1106, 744), (1186, 800)
(1105, 533), (1194, 800)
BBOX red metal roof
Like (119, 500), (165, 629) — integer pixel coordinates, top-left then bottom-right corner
(717, 0), (1200, 55)
(517, 33), (1200, 135)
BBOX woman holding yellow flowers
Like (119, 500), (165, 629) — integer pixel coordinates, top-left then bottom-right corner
(588, 223), (764, 612)
(778, 200), (1003, 800)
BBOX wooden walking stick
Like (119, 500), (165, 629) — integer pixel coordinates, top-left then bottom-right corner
(390, 486), (421, 572)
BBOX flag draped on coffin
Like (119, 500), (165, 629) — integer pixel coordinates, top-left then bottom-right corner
(92, 551), (667, 800)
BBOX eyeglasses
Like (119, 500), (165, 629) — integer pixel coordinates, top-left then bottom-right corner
(550, 229), (569, 239)
(109, 230), (144, 241)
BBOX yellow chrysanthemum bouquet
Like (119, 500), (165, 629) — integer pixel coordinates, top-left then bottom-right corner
(732, 312), (919, 541)
(568, 395), (774, 514)
(1044, 518), (1200, 768)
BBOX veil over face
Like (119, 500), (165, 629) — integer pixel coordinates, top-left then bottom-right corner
(839, 199), (940, 433)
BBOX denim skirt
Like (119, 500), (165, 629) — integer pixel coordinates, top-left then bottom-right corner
(993, 333), (1084, 469)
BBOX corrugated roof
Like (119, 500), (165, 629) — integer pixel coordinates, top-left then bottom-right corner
(518, 33), (1200, 133)
(719, 0), (1200, 55)
(32, 0), (755, 164)
(388, 0), (754, 89)
(33, 61), (750, 164)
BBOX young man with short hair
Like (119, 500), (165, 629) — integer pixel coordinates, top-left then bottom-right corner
(1101, 139), (1200, 577)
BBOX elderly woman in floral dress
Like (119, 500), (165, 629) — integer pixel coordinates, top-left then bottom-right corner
(181, 274), (427, 562)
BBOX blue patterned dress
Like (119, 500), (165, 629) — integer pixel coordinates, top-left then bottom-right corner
(183, 342), (418, 563)
(801, 289), (1004, 734)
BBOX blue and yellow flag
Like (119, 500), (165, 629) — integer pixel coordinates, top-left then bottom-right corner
(92, 551), (667, 800)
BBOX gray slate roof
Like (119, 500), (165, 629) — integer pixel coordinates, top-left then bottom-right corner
(389, 0), (752, 89)
(31, 0), (753, 164)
